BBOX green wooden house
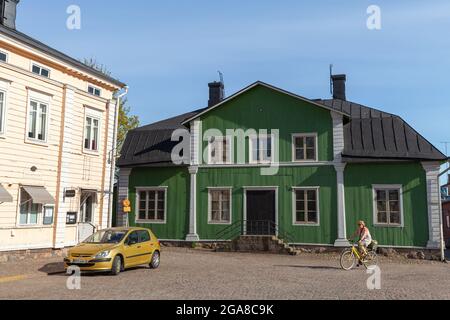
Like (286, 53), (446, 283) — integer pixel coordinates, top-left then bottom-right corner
(117, 76), (447, 250)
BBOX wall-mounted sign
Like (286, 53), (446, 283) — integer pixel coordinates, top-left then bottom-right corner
(123, 199), (131, 213)
(64, 189), (76, 198)
(66, 212), (77, 225)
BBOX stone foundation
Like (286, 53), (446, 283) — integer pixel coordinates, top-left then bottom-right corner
(0, 248), (69, 264)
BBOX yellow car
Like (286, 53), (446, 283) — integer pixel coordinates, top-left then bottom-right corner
(64, 227), (161, 275)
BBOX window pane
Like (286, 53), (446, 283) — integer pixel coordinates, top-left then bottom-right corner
(296, 148), (304, 160)
(376, 190), (386, 201)
(40, 68), (49, 78)
(0, 52), (6, 62)
(28, 101), (37, 139)
(390, 211), (401, 224)
(157, 210), (164, 221)
(296, 190), (305, 201)
(211, 200), (220, 211)
(296, 211), (305, 222)
(92, 123), (98, 150)
(307, 190), (316, 201)
(306, 148), (315, 160)
(307, 201), (316, 212)
(377, 201), (386, 212)
(148, 192), (155, 200)
(305, 136), (315, 148)
(139, 210), (146, 220)
(32, 65), (40, 74)
(43, 206), (54, 225)
(295, 137), (304, 149)
(307, 211), (317, 223)
(389, 201), (400, 213)
(389, 190), (399, 201)
(377, 211), (388, 223)
(38, 104), (47, 141)
(0, 91), (4, 132)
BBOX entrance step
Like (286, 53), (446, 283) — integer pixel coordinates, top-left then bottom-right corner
(216, 235), (297, 255)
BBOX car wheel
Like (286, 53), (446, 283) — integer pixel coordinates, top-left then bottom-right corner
(111, 256), (122, 276)
(149, 251), (160, 269)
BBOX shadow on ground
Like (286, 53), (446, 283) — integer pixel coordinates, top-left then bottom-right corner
(273, 264), (342, 270)
(38, 263), (151, 277)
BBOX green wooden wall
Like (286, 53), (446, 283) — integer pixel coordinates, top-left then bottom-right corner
(199, 85), (333, 163)
(344, 163), (429, 247)
(196, 166), (337, 244)
(128, 167), (189, 240)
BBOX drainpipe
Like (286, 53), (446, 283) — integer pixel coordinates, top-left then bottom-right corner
(438, 160), (450, 262)
(106, 86), (128, 228)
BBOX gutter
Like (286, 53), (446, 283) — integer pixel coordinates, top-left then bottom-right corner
(106, 86), (128, 228)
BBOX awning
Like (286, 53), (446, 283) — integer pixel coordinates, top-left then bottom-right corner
(81, 189), (98, 204)
(0, 184), (13, 203)
(22, 186), (55, 205)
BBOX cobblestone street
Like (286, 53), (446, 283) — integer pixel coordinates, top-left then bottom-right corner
(0, 248), (449, 300)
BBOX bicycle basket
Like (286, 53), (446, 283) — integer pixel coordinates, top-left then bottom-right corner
(368, 240), (378, 251)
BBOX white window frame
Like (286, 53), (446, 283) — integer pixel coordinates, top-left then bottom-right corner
(83, 107), (102, 154)
(0, 50), (8, 63)
(135, 187), (168, 224)
(372, 184), (404, 228)
(207, 136), (233, 164)
(292, 187), (320, 226)
(292, 133), (318, 162)
(16, 187), (54, 227)
(83, 115), (101, 153)
(208, 187), (233, 225)
(26, 90), (51, 144)
(249, 133), (275, 164)
(0, 88), (7, 136)
(31, 62), (51, 78)
(87, 84), (102, 97)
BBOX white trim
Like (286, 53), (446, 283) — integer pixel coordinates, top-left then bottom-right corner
(25, 89), (52, 145)
(243, 187), (279, 236)
(372, 184), (404, 228)
(83, 107), (102, 154)
(30, 61), (51, 78)
(291, 187), (320, 227)
(198, 161), (332, 169)
(207, 187), (233, 225)
(248, 133), (275, 164)
(0, 88), (7, 136)
(135, 187), (168, 224)
(87, 83), (102, 97)
(0, 49), (9, 63)
(291, 133), (319, 162)
(181, 81), (348, 125)
(207, 135), (233, 165)
(0, 243), (54, 252)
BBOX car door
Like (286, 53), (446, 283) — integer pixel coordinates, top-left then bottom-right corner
(123, 231), (141, 268)
(136, 230), (153, 265)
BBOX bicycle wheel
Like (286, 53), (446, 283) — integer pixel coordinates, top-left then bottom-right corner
(364, 251), (378, 269)
(340, 249), (357, 271)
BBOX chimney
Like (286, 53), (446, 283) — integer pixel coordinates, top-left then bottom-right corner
(331, 74), (347, 101)
(208, 81), (225, 107)
(0, 0), (19, 29)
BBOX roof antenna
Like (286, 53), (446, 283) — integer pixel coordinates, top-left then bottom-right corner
(218, 70), (225, 95)
(329, 64), (334, 96)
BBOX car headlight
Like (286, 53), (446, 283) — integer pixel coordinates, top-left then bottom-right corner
(95, 251), (110, 259)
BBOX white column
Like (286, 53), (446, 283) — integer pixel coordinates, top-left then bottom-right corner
(334, 163), (349, 247)
(331, 112), (349, 247)
(117, 168), (132, 227)
(422, 162), (442, 249)
(186, 166), (200, 241)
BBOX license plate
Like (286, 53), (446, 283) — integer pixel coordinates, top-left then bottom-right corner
(73, 259), (88, 264)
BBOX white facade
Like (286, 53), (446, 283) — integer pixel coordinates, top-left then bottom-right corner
(0, 30), (124, 252)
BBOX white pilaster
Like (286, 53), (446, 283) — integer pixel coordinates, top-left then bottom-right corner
(54, 87), (75, 249)
(117, 168), (132, 227)
(422, 162), (442, 249)
(331, 112), (349, 247)
(186, 166), (200, 241)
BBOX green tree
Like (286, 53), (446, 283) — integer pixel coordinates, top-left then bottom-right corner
(83, 58), (139, 157)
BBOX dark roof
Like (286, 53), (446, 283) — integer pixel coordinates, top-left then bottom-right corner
(316, 99), (446, 161)
(118, 84), (447, 167)
(0, 25), (126, 88)
(117, 109), (205, 167)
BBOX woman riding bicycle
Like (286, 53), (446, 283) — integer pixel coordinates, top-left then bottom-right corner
(350, 220), (372, 259)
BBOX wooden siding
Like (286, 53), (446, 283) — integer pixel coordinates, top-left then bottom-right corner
(344, 163), (429, 247)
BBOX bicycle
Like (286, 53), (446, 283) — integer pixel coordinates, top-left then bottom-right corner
(340, 239), (378, 271)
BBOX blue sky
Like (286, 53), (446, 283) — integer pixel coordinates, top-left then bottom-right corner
(16, 0), (450, 159)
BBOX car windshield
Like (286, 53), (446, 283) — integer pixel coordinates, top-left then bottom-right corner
(84, 230), (127, 244)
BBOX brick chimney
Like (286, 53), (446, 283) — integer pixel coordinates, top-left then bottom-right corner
(0, 0), (20, 29)
(208, 81), (225, 107)
(331, 74), (347, 101)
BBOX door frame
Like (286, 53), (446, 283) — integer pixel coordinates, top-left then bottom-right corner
(243, 186), (278, 236)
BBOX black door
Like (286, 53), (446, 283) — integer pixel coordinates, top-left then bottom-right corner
(246, 190), (276, 235)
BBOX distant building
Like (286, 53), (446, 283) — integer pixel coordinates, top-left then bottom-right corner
(442, 176), (450, 248)
(0, 1), (126, 252)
